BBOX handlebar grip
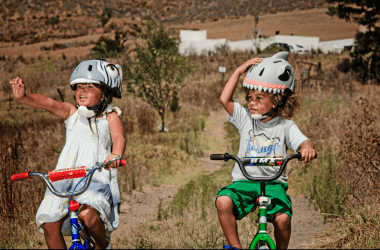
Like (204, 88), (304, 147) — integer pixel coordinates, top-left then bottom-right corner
(210, 154), (226, 160)
(11, 171), (31, 182)
(120, 159), (126, 166)
(49, 166), (87, 182)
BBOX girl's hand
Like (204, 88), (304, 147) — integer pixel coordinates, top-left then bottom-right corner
(104, 154), (121, 170)
(9, 77), (26, 99)
(299, 141), (316, 164)
(236, 58), (263, 75)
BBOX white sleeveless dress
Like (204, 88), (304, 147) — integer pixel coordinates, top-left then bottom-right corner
(35, 104), (122, 235)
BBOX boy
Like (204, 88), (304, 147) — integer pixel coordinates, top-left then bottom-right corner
(216, 52), (315, 249)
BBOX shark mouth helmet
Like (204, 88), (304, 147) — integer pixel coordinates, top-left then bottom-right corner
(243, 51), (295, 120)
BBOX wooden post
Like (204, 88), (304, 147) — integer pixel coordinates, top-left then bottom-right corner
(307, 66), (312, 107)
(349, 69), (352, 102)
(57, 88), (65, 102)
(8, 89), (12, 110)
(335, 79), (337, 104)
(321, 78), (324, 105)
(368, 56), (372, 96)
(222, 62), (225, 82)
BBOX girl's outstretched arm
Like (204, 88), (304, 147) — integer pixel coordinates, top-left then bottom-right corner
(9, 77), (76, 119)
(105, 112), (126, 169)
(220, 58), (262, 116)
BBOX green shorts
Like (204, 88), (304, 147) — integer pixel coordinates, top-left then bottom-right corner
(216, 180), (292, 221)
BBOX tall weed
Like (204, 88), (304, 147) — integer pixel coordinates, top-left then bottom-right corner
(290, 90), (380, 248)
(312, 204), (380, 249)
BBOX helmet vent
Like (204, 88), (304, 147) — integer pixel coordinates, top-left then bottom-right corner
(88, 65), (92, 71)
(249, 65), (257, 73)
(274, 60), (282, 63)
(259, 68), (265, 76)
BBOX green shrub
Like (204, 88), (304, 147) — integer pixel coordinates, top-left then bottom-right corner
(92, 33), (125, 58)
(100, 7), (112, 26)
(45, 16), (59, 27)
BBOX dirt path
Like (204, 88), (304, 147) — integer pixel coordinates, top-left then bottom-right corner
(111, 107), (330, 248)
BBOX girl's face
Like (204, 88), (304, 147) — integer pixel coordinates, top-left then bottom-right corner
(75, 83), (103, 107)
(247, 90), (275, 121)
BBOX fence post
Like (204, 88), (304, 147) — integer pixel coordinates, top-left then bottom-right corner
(367, 56), (372, 96)
(307, 67), (312, 107)
(8, 89), (12, 110)
(335, 79), (338, 104)
(349, 69), (352, 102)
(57, 88), (65, 102)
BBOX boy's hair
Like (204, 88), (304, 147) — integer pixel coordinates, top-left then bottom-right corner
(244, 88), (302, 119)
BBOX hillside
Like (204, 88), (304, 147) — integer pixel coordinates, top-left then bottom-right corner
(1, 0), (327, 45)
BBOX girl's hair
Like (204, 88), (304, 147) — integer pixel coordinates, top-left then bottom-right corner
(244, 88), (302, 119)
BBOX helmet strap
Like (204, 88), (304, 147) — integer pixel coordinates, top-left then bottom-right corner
(74, 90), (109, 117)
(253, 89), (293, 121)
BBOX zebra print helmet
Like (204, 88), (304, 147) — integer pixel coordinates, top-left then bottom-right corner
(69, 59), (123, 98)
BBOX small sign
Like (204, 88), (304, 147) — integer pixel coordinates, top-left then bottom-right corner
(219, 66), (226, 73)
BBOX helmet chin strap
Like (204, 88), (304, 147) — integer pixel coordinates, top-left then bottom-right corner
(75, 91), (108, 118)
(251, 90), (293, 121)
(251, 106), (279, 120)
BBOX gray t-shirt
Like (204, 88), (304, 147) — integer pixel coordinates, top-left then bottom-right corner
(228, 101), (309, 183)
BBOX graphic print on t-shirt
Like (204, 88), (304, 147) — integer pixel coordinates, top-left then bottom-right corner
(245, 129), (281, 156)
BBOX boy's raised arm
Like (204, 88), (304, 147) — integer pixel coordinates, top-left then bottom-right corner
(10, 77), (76, 119)
(220, 58), (262, 116)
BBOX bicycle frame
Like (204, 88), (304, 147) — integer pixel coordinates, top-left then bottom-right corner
(211, 153), (316, 249)
(11, 156), (126, 249)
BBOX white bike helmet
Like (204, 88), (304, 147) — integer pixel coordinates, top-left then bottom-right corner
(243, 52), (295, 120)
(69, 59), (123, 99)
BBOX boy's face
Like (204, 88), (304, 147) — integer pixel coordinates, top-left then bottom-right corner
(247, 89), (275, 117)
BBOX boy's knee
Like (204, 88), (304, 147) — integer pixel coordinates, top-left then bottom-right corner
(272, 213), (291, 230)
(216, 196), (234, 213)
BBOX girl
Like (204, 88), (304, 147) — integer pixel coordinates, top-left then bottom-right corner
(9, 59), (125, 249)
(216, 52), (315, 249)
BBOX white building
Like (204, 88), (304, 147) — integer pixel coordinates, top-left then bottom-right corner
(319, 38), (355, 54)
(178, 30), (354, 55)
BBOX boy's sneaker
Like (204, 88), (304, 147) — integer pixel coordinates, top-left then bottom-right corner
(223, 245), (239, 249)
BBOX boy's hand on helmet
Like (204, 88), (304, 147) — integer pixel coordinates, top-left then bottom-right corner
(9, 77), (26, 99)
(104, 154), (121, 170)
(237, 58), (263, 74)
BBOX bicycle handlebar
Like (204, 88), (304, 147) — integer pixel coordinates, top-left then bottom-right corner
(11, 171), (32, 182)
(11, 157), (126, 198)
(210, 153), (317, 182)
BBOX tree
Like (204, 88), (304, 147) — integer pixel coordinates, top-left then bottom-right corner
(123, 22), (195, 132)
(326, 0), (380, 85)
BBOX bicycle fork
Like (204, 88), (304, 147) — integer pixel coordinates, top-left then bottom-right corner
(68, 201), (95, 249)
(249, 196), (276, 249)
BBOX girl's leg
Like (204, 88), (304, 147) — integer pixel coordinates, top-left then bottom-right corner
(43, 215), (68, 249)
(271, 213), (291, 249)
(216, 196), (242, 249)
(79, 204), (108, 249)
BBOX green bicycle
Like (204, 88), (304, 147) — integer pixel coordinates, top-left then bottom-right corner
(210, 152), (316, 249)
